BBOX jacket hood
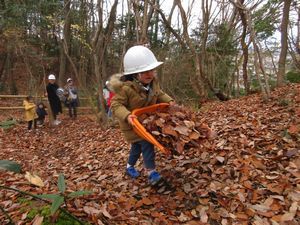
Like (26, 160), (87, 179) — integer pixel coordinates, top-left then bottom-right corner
(109, 73), (123, 93)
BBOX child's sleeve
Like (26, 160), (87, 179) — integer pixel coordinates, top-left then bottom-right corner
(23, 101), (35, 111)
(110, 88), (131, 122)
(157, 90), (173, 103)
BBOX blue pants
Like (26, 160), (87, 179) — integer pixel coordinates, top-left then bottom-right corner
(107, 108), (112, 117)
(128, 140), (155, 170)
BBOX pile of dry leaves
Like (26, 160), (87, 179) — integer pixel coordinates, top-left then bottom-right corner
(0, 83), (299, 225)
(138, 105), (215, 154)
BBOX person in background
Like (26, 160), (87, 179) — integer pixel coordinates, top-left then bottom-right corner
(110, 45), (174, 186)
(23, 95), (38, 131)
(64, 78), (79, 119)
(103, 80), (115, 117)
(102, 81), (110, 113)
(46, 74), (62, 125)
(36, 102), (48, 126)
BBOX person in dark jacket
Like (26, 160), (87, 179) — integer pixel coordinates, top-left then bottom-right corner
(46, 74), (62, 125)
(36, 102), (48, 126)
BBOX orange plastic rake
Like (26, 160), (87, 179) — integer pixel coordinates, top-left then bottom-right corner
(131, 103), (171, 155)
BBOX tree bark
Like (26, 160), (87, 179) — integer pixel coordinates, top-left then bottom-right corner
(153, 4), (186, 49)
(289, 2), (300, 70)
(236, 0), (250, 94)
(176, 0), (228, 101)
(91, 0), (118, 125)
(59, 0), (72, 86)
(131, 0), (155, 44)
(297, 2), (300, 56)
(277, 0), (292, 87)
(246, 10), (270, 99)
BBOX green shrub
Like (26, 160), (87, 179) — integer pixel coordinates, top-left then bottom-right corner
(286, 70), (300, 83)
(0, 119), (17, 130)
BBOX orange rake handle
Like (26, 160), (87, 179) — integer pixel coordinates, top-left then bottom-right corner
(131, 103), (171, 155)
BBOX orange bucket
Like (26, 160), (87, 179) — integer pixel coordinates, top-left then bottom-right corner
(131, 103), (171, 155)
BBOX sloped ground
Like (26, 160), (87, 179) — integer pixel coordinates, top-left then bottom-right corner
(0, 84), (299, 225)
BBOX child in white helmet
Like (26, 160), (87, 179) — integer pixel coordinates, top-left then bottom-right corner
(64, 78), (79, 119)
(110, 45), (174, 185)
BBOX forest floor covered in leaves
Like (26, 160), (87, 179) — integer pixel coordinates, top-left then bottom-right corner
(0, 84), (299, 225)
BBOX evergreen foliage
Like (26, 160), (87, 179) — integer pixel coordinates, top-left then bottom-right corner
(286, 70), (300, 83)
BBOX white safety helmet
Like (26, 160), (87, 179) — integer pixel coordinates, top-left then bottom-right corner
(67, 78), (72, 82)
(123, 45), (163, 75)
(48, 74), (56, 80)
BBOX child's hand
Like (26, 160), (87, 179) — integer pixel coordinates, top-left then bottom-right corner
(127, 114), (137, 125)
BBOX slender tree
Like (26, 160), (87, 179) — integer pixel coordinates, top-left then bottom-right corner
(91, 0), (118, 124)
(59, 0), (72, 85)
(236, 0), (250, 94)
(277, 0), (292, 86)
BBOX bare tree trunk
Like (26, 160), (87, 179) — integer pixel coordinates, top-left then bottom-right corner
(2, 45), (14, 94)
(227, 55), (238, 97)
(236, 65), (240, 97)
(165, 1), (176, 46)
(277, 0), (292, 87)
(288, 38), (300, 70)
(91, 0), (118, 125)
(264, 40), (278, 74)
(297, 2), (300, 56)
(246, 11), (270, 98)
(131, 0), (142, 43)
(176, 0), (228, 101)
(153, 4), (186, 48)
(198, 0), (211, 99)
(141, 0), (149, 43)
(149, 0), (231, 101)
(151, 0), (159, 45)
(236, 0), (250, 94)
(131, 0), (154, 44)
(176, 0), (204, 98)
(257, 43), (271, 96)
(79, 0), (92, 89)
(230, 55), (243, 97)
(0, 52), (7, 81)
(288, 2), (300, 70)
(119, 0), (132, 71)
(59, 0), (71, 86)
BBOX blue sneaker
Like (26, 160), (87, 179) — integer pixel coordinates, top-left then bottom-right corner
(126, 167), (140, 178)
(148, 171), (161, 185)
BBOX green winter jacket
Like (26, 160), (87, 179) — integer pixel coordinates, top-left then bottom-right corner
(110, 74), (173, 143)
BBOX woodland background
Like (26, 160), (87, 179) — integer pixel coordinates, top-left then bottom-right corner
(0, 0), (299, 107)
